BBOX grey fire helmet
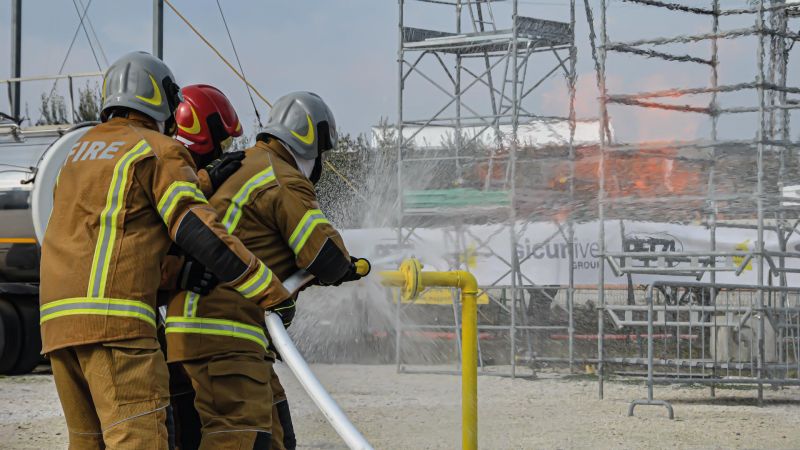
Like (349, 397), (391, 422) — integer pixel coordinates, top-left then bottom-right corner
(100, 51), (183, 134)
(262, 91), (338, 161)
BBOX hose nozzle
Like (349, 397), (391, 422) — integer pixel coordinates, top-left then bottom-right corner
(354, 258), (371, 277)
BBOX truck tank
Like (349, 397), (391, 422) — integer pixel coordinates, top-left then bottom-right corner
(0, 121), (93, 374)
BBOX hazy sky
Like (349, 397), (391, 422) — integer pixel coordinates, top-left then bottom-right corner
(2, 0), (794, 142)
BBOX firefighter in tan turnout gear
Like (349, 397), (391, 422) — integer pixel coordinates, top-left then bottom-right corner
(161, 83), (248, 450)
(39, 51), (289, 449)
(166, 91), (370, 450)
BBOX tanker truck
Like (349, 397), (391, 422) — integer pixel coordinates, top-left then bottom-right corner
(0, 119), (94, 374)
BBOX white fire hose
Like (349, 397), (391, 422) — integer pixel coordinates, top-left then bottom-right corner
(265, 270), (373, 450)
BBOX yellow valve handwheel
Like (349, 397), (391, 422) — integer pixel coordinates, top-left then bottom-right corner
(399, 257), (423, 301)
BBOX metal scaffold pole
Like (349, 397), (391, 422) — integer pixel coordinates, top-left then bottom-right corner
(596, 0), (610, 400)
(455, 0), (463, 184)
(395, 0), (405, 374)
(567, 0), (577, 374)
(11, 0), (22, 120)
(774, 1), (791, 300)
(708, 0), (720, 398)
(508, 0), (520, 379)
(153, 0), (164, 59)
(755, 0), (767, 406)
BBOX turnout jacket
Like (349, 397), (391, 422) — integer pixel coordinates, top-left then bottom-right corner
(39, 114), (289, 353)
(166, 137), (351, 361)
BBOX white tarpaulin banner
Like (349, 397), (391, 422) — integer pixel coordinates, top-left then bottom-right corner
(341, 221), (800, 287)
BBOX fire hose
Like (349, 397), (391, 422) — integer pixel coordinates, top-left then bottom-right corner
(264, 262), (373, 450)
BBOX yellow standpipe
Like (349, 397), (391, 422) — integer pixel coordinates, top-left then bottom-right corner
(377, 258), (478, 450)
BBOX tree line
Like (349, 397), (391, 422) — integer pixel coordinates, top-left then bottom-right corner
(34, 82), (102, 125)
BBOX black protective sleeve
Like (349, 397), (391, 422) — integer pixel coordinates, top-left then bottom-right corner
(174, 211), (249, 283)
(306, 239), (351, 285)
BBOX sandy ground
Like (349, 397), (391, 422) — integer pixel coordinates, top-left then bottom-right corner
(2, 364), (800, 449)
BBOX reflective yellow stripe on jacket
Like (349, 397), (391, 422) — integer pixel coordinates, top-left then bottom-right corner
(157, 181), (207, 224)
(164, 316), (268, 350)
(288, 209), (330, 256)
(41, 297), (156, 327)
(234, 260), (273, 299)
(218, 167), (277, 301)
(221, 166), (275, 233)
(87, 140), (152, 299)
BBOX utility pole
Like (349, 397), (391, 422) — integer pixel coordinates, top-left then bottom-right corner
(153, 0), (163, 59)
(11, 0), (22, 120)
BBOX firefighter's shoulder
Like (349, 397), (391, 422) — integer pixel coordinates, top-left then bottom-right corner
(258, 150), (312, 193)
(134, 127), (193, 162)
(274, 162), (316, 201)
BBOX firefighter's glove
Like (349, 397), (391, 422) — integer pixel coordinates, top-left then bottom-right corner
(269, 298), (296, 328)
(178, 257), (218, 295)
(206, 151), (245, 191)
(330, 257), (371, 286)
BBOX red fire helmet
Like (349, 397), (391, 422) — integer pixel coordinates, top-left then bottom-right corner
(175, 84), (243, 155)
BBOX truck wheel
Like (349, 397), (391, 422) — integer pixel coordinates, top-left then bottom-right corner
(0, 299), (22, 374)
(9, 299), (43, 375)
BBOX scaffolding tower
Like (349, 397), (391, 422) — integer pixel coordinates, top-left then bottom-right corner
(589, 0), (800, 407)
(394, 0), (580, 377)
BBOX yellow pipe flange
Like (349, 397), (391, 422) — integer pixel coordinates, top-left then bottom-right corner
(398, 257), (423, 301)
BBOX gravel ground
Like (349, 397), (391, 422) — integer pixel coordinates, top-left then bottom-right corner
(2, 364), (800, 449)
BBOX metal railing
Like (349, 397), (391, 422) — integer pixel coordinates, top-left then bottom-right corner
(625, 280), (800, 419)
(392, 284), (636, 377)
(1, 72), (103, 125)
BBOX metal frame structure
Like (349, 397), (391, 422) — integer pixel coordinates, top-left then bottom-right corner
(590, 0), (800, 407)
(394, 0), (580, 378)
(10, 0), (22, 119)
(3, 0), (164, 123)
(628, 280), (800, 419)
(0, 72), (104, 125)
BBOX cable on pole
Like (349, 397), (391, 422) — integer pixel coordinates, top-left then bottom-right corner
(41, 0), (94, 123)
(53, 0), (94, 78)
(215, 0), (263, 128)
(70, 0), (102, 71)
(76, 0), (109, 66)
(163, 0), (272, 108)
(166, 0), (370, 204)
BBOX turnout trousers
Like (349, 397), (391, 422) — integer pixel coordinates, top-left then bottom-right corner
(49, 337), (170, 450)
(180, 352), (295, 450)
